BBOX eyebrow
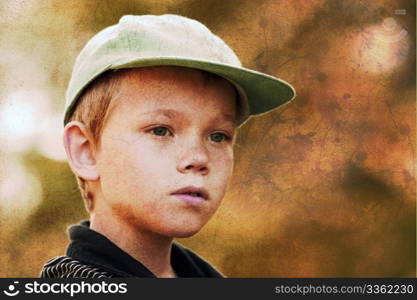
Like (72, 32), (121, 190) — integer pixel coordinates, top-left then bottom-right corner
(139, 109), (236, 125)
(138, 109), (179, 119)
(212, 114), (236, 125)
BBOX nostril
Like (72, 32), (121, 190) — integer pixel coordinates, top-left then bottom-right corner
(183, 165), (208, 173)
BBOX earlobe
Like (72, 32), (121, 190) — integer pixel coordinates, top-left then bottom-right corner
(63, 121), (99, 181)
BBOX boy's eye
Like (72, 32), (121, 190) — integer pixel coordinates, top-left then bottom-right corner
(209, 132), (228, 143)
(151, 126), (171, 136)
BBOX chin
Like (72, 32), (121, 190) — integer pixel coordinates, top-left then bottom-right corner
(159, 219), (206, 238)
(171, 228), (201, 238)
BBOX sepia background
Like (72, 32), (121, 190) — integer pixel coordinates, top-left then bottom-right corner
(0, 0), (415, 277)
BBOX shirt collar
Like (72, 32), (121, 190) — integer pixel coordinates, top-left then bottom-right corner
(66, 220), (209, 277)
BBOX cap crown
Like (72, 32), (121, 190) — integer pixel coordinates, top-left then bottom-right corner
(65, 14), (243, 120)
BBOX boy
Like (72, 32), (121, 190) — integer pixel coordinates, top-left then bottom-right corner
(40, 14), (295, 278)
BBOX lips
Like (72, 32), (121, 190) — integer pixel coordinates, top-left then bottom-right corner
(170, 186), (209, 200)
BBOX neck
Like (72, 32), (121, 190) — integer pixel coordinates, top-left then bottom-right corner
(90, 208), (177, 278)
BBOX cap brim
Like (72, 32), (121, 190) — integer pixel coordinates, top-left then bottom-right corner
(64, 57), (296, 125)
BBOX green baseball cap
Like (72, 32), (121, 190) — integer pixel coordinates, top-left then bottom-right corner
(64, 14), (296, 126)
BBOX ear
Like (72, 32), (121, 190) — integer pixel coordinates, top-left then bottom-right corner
(63, 121), (99, 181)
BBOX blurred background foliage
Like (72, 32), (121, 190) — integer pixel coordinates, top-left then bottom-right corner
(0, 0), (415, 277)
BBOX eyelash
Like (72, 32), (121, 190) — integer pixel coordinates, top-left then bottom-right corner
(148, 126), (231, 143)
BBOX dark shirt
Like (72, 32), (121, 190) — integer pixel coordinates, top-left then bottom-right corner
(40, 220), (223, 278)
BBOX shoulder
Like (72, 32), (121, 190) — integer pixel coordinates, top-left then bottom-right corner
(40, 256), (114, 278)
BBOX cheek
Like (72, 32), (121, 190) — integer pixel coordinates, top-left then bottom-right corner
(211, 149), (234, 192)
(97, 138), (168, 196)
(100, 133), (162, 169)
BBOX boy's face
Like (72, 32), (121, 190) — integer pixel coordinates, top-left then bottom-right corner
(94, 67), (237, 238)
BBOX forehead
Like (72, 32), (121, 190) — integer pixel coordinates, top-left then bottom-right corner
(106, 66), (237, 123)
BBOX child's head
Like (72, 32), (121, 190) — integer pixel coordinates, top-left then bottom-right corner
(62, 14), (295, 237)
(65, 66), (237, 237)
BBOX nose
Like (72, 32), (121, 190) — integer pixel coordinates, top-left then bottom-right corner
(177, 136), (209, 175)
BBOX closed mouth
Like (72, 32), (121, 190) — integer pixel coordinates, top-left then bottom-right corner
(171, 186), (209, 200)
